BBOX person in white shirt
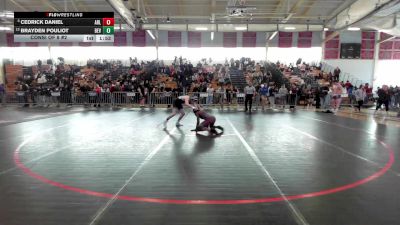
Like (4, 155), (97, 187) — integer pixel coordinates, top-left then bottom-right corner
(216, 86), (225, 109)
(354, 85), (366, 112)
(206, 84), (214, 107)
(278, 85), (288, 107)
(331, 82), (343, 113)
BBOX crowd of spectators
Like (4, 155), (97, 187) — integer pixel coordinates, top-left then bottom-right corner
(270, 60), (400, 113)
(6, 56), (253, 107)
(2, 56), (399, 114)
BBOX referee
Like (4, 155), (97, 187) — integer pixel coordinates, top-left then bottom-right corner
(244, 82), (256, 112)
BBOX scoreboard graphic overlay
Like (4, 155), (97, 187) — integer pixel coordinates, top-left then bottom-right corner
(14, 12), (114, 43)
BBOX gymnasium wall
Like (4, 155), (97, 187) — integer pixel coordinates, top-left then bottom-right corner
(324, 31), (400, 86)
(0, 31), (324, 48)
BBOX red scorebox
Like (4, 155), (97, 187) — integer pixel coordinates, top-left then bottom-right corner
(103, 18), (114, 26)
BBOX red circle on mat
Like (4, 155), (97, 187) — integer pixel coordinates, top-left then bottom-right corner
(14, 139), (395, 205)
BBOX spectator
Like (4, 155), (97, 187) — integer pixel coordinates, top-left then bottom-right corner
(331, 82), (343, 113)
(320, 84), (330, 111)
(333, 67), (341, 82)
(354, 85), (366, 112)
(206, 84), (214, 107)
(344, 80), (352, 91)
(315, 88), (321, 109)
(226, 84), (233, 105)
(305, 88), (314, 109)
(259, 83), (269, 111)
(375, 85), (390, 113)
(364, 83), (373, 103)
(216, 85), (225, 109)
(278, 85), (288, 108)
(0, 83), (5, 104)
(268, 85), (277, 109)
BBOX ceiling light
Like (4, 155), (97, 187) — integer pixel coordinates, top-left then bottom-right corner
(146, 30), (155, 40)
(284, 27), (296, 30)
(234, 27), (247, 31)
(195, 27), (208, 31)
(347, 27), (360, 31)
(324, 28), (329, 31)
(269, 31), (277, 40)
(0, 27), (11, 31)
(211, 32), (214, 40)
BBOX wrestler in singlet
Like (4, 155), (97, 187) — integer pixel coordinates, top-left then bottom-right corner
(193, 108), (216, 131)
(164, 96), (191, 127)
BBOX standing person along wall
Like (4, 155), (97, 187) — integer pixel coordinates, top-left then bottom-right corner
(259, 84), (269, 111)
(375, 85), (390, 113)
(331, 82), (343, 113)
(333, 67), (341, 82)
(206, 84), (214, 107)
(354, 85), (366, 112)
(320, 84), (330, 112)
(244, 83), (256, 113)
(0, 83), (5, 104)
(268, 85), (277, 109)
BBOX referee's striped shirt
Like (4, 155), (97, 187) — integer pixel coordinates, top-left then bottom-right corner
(244, 86), (256, 95)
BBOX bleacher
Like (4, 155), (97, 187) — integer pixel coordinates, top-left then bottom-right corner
(229, 68), (246, 90)
(264, 63), (288, 88)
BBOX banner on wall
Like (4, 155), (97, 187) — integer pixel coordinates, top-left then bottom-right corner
(188, 32), (201, 48)
(325, 39), (339, 48)
(242, 32), (256, 47)
(114, 32), (127, 46)
(393, 51), (400, 60)
(380, 41), (393, 50)
(297, 32), (312, 48)
(223, 32), (237, 48)
(324, 31), (340, 59)
(362, 31), (375, 40)
(378, 32), (400, 60)
(168, 31), (182, 47)
(361, 32), (375, 59)
(132, 30), (146, 47)
(379, 51), (392, 60)
(325, 49), (339, 59)
(6, 33), (21, 47)
(361, 50), (374, 59)
(361, 40), (374, 49)
(278, 32), (292, 48)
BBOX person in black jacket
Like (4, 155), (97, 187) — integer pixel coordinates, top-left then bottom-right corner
(320, 85), (330, 111)
(315, 88), (321, 109)
(376, 86), (390, 112)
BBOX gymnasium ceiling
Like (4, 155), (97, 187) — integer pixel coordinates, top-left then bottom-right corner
(1, 0), (400, 34)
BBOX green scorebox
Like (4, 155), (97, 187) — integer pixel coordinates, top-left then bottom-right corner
(103, 26), (114, 34)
